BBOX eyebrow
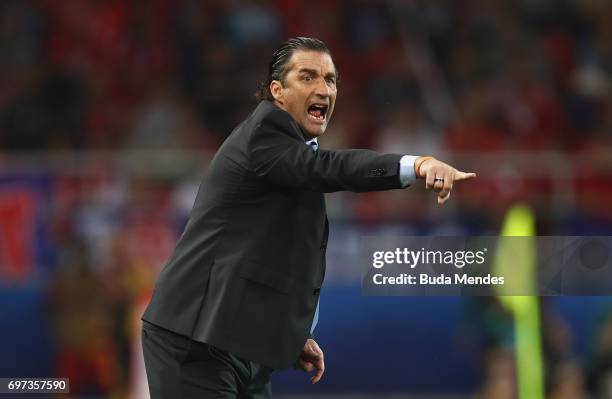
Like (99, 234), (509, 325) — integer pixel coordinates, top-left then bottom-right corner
(298, 68), (337, 79)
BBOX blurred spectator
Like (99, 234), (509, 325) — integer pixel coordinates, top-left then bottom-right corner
(587, 308), (612, 398)
(49, 239), (121, 396)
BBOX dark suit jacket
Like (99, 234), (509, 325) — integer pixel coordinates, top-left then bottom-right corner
(142, 100), (405, 369)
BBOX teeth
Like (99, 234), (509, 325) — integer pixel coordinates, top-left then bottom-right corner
(308, 104), (327, 121)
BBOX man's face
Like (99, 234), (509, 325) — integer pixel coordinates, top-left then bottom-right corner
(271, 50), (337, 137)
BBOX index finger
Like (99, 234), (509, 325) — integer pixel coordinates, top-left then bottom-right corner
(311, 359), (325, 384)
(454, 171), (477, 181)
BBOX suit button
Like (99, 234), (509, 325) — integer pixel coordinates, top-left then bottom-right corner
(320, 242), (327, 250)
(313, 288), (321, 295)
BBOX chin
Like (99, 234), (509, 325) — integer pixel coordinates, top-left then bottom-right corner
(305, 125), (326, 137)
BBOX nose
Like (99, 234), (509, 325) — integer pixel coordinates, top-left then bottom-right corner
(314, 77), (331, 98)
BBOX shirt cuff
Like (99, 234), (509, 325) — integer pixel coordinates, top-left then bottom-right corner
(399, 155), (419, 187)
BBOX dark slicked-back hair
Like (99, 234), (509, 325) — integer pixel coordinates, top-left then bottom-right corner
(255, 37), (334, 101)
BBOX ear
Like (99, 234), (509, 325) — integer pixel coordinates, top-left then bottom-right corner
(270, 80), (284, 103)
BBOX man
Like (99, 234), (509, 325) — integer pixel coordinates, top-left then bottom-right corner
(141, 37), (475, 398)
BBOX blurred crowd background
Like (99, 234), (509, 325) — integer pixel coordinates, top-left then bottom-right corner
(1, 0), (612, 398)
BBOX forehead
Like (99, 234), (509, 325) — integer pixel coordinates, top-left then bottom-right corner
(286, 50), (337, 76)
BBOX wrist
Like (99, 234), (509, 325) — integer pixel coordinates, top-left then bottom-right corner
(414, 156), (434, 179)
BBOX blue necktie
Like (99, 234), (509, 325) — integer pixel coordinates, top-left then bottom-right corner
(306, 139), (318, 152)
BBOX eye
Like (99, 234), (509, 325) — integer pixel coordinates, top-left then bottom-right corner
(325, 77), (336, 85)
(302, 74), (312, 81)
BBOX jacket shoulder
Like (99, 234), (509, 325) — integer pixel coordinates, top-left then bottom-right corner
(250, 101), (302, 140)
(251, 100), (288, 123)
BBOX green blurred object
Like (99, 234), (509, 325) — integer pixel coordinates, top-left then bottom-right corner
(493, 204), (544, 399)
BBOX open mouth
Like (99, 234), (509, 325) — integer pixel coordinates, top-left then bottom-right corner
(307, 104), (328, 122)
